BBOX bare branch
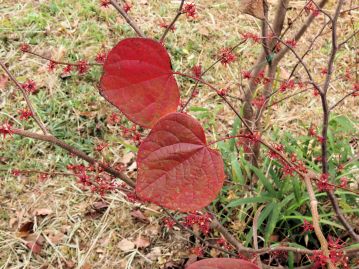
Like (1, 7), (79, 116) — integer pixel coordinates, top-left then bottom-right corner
(11, 128), (136, 188)
(109, 0), (145, 37)
(160, 0), (185, 43)
(0, 61), (49, 135)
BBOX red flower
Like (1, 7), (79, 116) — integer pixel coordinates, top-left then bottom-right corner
(252, 95), (265, 108)
(0, 122), (13, 139)
(303, 219), (314, 232)
(191, 246), (203, 256)
(285, 39), (297, 48)
(76, 60), (89, 75)
(22, 79), (37, 94)
(95, 51), (107, 64)
(183, 3), (197, 18)
(48, 61), (57, 72)
(20, 43), (30, 52)
(123, 2), (132, 13)
(219, 48), (236, 66)
(310, 250), (328, 268)
(242, 70), (252, 79)
(159, 21), (176, 32)
(320, 67), (328, 75)
(100, 0), (110, 8)
(162, 217), (176, 229)
(316, 173), (334, 192)
(62, 64), (72, 75)
(242, 32), (261, 43)
(107, 112), (121, 125)
(339, 177), (348, 188)
(192, 65), (202, 78)
(18, 108), (33, 120)
(95, 142), (108, 152)
(183, 212), (212, 235)
(217, 88), (228, 97)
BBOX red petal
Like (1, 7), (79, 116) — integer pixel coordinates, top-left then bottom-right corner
(187, 258), (260, 269)
(136, 112), (225, 212)
(100, 38), (179, 128)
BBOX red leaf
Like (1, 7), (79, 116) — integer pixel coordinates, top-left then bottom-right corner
(136, 112), (225, 212)
(186, 258), (260, 269)
(100, 38), (180, 128)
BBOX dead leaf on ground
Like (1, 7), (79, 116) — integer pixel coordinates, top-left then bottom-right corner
(33, 208), (53, 216)
(130, 209), (149, 223)
(238, 0), (265, 20)
(0, 75), (9, 90)
(26, 241), (42, 254)
(118, 238), (135, 252)
(134, 234), (150, 249)
(17, 221), (34, 238)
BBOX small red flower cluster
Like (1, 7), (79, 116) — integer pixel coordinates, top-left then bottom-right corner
(316, 173), (334, 192)
(120, 125), (142, 144)
(67, 164), (118, 196)
(219, 48), (236, 66)
(183, 212), (212, 235)
(308, 125), (324, 143)
(217, 237), (233, 250)
(192, 64), (202, 78)
(241, 32), (261, 43)
(217, 88), (228, 97)
(310, 250), (327, 268)
(162, 217), (176, 229)
(252, 95), (265, 108)
(123, 2), (132, 13)
(328, 236), (349, 268)
(48, 61), (57, 72)
(0, 122), (13, 139)
(285, 39), (297, 48)
(182, 3), (197, 18)
(279, 79), (295, 92)
(95, 142), (108, 152)
(106, 112), (121, 125)
(22, 79), (37, 94)
(302, 219), (314, 232)
(76, 60), (89, 75)
(352, 83), (359, 97)
(19, 43), (30, 52)
(238, 132), (261, 154)
(18, 108), (33, 120)
(95, 51), (108, 64)
(100, 0), (110, 8)
(304, 0), (320, 17)
(191, 246), (204, 256)
(159, 21), (176, 32)
(268, 145), (307, 176)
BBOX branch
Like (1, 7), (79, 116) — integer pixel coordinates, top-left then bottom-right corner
(11, 128), (135, 188)
(330, 90), (358, 111)
(160, 0), (185, 43)
(109, 0), (145, 37)
(0, 61), (49, 135)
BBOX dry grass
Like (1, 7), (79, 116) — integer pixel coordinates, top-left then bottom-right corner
(0, 0), (358, 268)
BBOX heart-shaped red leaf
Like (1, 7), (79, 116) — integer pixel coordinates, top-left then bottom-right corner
(136, 112), (225, 212)
(186, 258), (260, 269)
(100, 38), (180, 128)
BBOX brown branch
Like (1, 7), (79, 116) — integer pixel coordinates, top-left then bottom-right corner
(160, 0), (185, 43)
(330, 90), (358, 111)
(303, 175), (334, 269)
(109, 0), (145, 37)
(24, 51), (101, 66)
(0, 61), (49, 135)
(318, 0), (359, 242)
(11, 128), (135, 188)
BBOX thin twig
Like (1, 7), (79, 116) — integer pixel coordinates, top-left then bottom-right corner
(160, 0), (185, 43)
(11, 128), (135, 188)
(109, 0), (145, 37)
(0, 61), (49, 135)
